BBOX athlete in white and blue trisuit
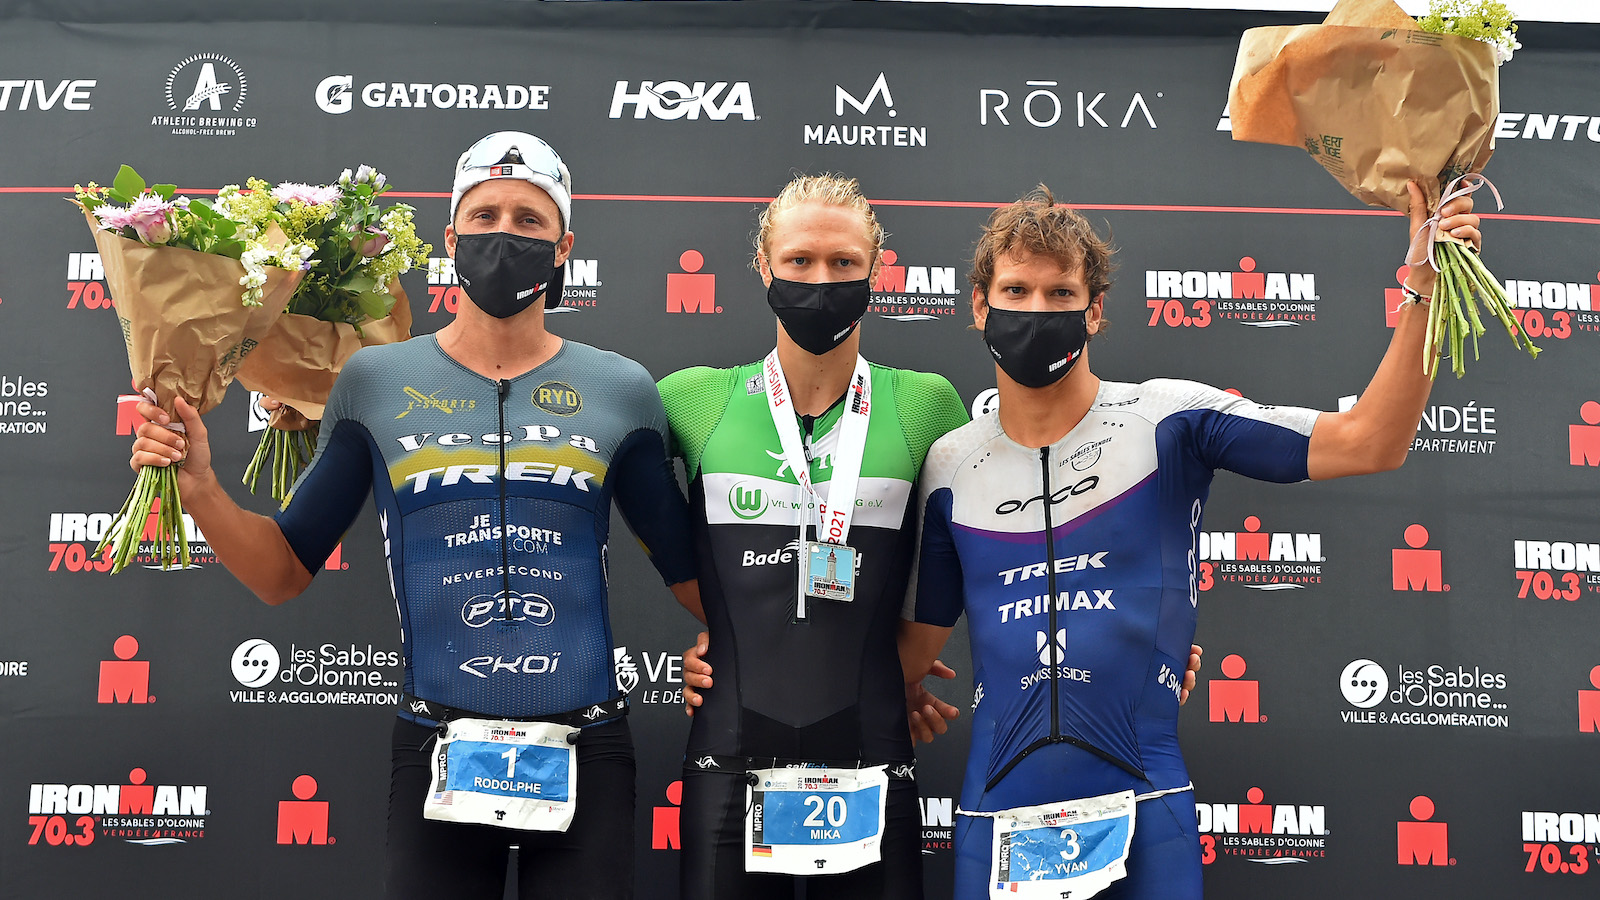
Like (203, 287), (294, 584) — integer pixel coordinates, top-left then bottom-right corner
(130, 133), (701, 900)
(898, 183), (1482, 899)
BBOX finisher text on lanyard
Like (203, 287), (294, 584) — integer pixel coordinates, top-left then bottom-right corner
(762, 350), (872, 619)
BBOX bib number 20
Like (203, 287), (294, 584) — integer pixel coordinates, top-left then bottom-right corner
(803, 795), (849, 829)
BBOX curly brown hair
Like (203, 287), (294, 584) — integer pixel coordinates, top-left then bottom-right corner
(969, 185), (1116, 330)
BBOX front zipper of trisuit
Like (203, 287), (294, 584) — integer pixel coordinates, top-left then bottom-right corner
(497, 378), (512, 621)
(1040, 445), (1061, 742)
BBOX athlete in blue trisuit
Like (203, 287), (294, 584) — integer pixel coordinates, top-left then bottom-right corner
(897, 182), (1481, 899)
(129, 132), (702, 900)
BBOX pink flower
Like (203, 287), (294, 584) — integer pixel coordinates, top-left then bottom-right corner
(271, 182), (340, 207)
(352, 226), (390, 258)
(98, 196), (176, 244)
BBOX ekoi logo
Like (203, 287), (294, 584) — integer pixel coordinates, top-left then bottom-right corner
(1512, 539), (1599, 602)
(1197, 787), (1327, 866)
(28, 767), (209, 846)
(1145, 257), (1317, 328)
(729, 482), (767, 521)
(870, 249), (961, 321)
(1197, 515), (1324, 592)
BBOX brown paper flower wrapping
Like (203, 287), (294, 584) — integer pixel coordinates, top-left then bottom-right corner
(86, 209), (302, 416)
(1227, 0), (1498, 215)
(234, 281), (414, 425)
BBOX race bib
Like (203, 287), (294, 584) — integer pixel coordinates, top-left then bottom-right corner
(745, 765), (888, 876)
(988, 790), (1136, 899)
(423, 718), (578, 832)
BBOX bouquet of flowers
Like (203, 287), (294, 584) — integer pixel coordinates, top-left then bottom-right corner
(231, 165), (429, 501)
(1228, 0), (1538, 378)
(76, 165), (307, 572)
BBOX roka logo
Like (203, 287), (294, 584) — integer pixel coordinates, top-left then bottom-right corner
(609, 80), (755, 121)
(1146, 257), (1317, 328)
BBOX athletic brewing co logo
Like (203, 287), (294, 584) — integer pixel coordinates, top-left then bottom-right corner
(1145, 257), (1317, 328)
(227, 638), (399, 706)
(425, 257), (602, 313)
(1512, 539), (1599, 602)
(1198, 515), (1324, 592)
(979, 81), (1160, 131)
(0, 374), (48, 436)
(804, 73), (928, 148)
(609, 646), (684, 705)
(1338, 657), (1509, 729)
(609, 80), (756, 121)
(1197, 787), (1328, 865)
(315, 74), (548, 114)
(0, 78), (95, 111)
(152, 53), (258, 136)
(28, 767), (208, 846)
(531, 382), (581, 417)
(870, 249), (961, 321)
(277, 775), (332, 845)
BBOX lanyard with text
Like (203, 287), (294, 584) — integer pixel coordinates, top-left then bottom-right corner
(762, 349), (872, 619)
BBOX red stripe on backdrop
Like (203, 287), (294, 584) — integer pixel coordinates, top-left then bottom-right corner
(6, 186), (1599, 225)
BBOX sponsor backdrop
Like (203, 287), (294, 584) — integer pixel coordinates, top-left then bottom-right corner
(1, 2), (1596, 897)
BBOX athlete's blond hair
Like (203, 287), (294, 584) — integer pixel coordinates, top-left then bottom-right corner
(751, 173), (887, 271)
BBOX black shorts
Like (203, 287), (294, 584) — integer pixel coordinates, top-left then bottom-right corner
(678, 767), (924, 900)
(386, 716), (636, 900)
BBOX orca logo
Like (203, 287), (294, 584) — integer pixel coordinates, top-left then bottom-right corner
(1340, 659), (1389, 708)
(316, 75), (354, 114)
(996, 476), (1099, 515)
(231, 639), (280, 688)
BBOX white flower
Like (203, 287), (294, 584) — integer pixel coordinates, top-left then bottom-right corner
(339, 168), (353, 186)
(354, 164), (375, 185)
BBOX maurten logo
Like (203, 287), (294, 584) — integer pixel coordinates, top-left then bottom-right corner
(804, 73), (928, 148)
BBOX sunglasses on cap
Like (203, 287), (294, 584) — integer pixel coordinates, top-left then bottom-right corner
(456, 132), (569, 190)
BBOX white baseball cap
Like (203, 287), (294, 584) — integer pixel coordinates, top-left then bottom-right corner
(449, 131), (572, 231)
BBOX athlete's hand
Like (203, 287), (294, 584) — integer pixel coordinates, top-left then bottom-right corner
(130, 396), (214, 492)
(683, 632), (711, 718)
(907, 659), (961, 744)
(1180, 645), (1202, 706)
(1405, 180), (1481, 299)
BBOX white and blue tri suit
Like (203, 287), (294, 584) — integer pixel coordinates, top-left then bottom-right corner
(904, 378), (1319, 898)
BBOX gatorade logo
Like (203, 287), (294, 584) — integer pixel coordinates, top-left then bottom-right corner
(729, 483), (766, 521)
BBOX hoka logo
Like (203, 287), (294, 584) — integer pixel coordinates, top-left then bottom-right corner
(729, 483), (766, 521)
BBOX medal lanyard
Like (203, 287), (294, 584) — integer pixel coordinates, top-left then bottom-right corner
(762, 349), (873, 615)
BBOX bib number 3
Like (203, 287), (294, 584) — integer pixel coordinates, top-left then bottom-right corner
(988, 790), (1136, 899)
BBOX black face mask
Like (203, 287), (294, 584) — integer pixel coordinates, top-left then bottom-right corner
(982, 305), (1090, 388)
(767, 276), (872, 356)
(453, 231), (566, 318)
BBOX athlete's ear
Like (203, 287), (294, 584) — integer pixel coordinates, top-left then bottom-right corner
(554, 231), (575, 268)
(1086, 292), (1105, 336)
(757, 250), (773, 289)
(444, 224), (456, 260)
(971, 285), (989, 331)
(868, 250), (882, 287)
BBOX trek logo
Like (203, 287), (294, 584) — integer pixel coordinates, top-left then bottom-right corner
(1397, 796), (1451, 866)
(729, 483), (769, 521)
(153, 54), (257, 136)
(277, 775), (331, 845)
(870, 249), (961, 321)
(613, 647), (640, 694)
(609, 80), (756, 121)
(994, 475), (1098, 515)
(1392, 524), (1446, 592)
(0, 79), (95, 111)
(743, 539), (802, 567)
(1197, 787), (1327, 865)
(459, 652), (562, 679)
(1513, 539), (1599, 602)
(28, 768), (208, 847)
(66, 252), (114, 312)
(1146, 257), (1317, 328)
(998, 554), (1107, 585)
(997, 589), (1115, 623)
(461, 592), (555, 629)
(1573, 402), (1600, 466)
(315, 74), (548, 114)
(426, 257), (602, 312)
(99, 636), (152, 704)
(1209, 654), (1261, 723)
(531, 382), (582, 417)
(1500, 270), (1598, 341)
(980, 81), (1159, 130)
(1, 374), (48, 436)
(667, 250), (719, 314)
(1198, 515), (1324, 592)
(804, 73), (928, 148)
(1339, 658), (1509, 729)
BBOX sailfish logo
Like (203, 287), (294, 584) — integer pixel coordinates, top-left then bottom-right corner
(729, 483), (766, 520)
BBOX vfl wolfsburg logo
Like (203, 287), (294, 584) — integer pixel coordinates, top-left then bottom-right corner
(729, 482), (766, 520)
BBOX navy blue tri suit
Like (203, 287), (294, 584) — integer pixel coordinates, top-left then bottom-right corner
(905, 379), (1319, 899)
(274, 335), (695, 900)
